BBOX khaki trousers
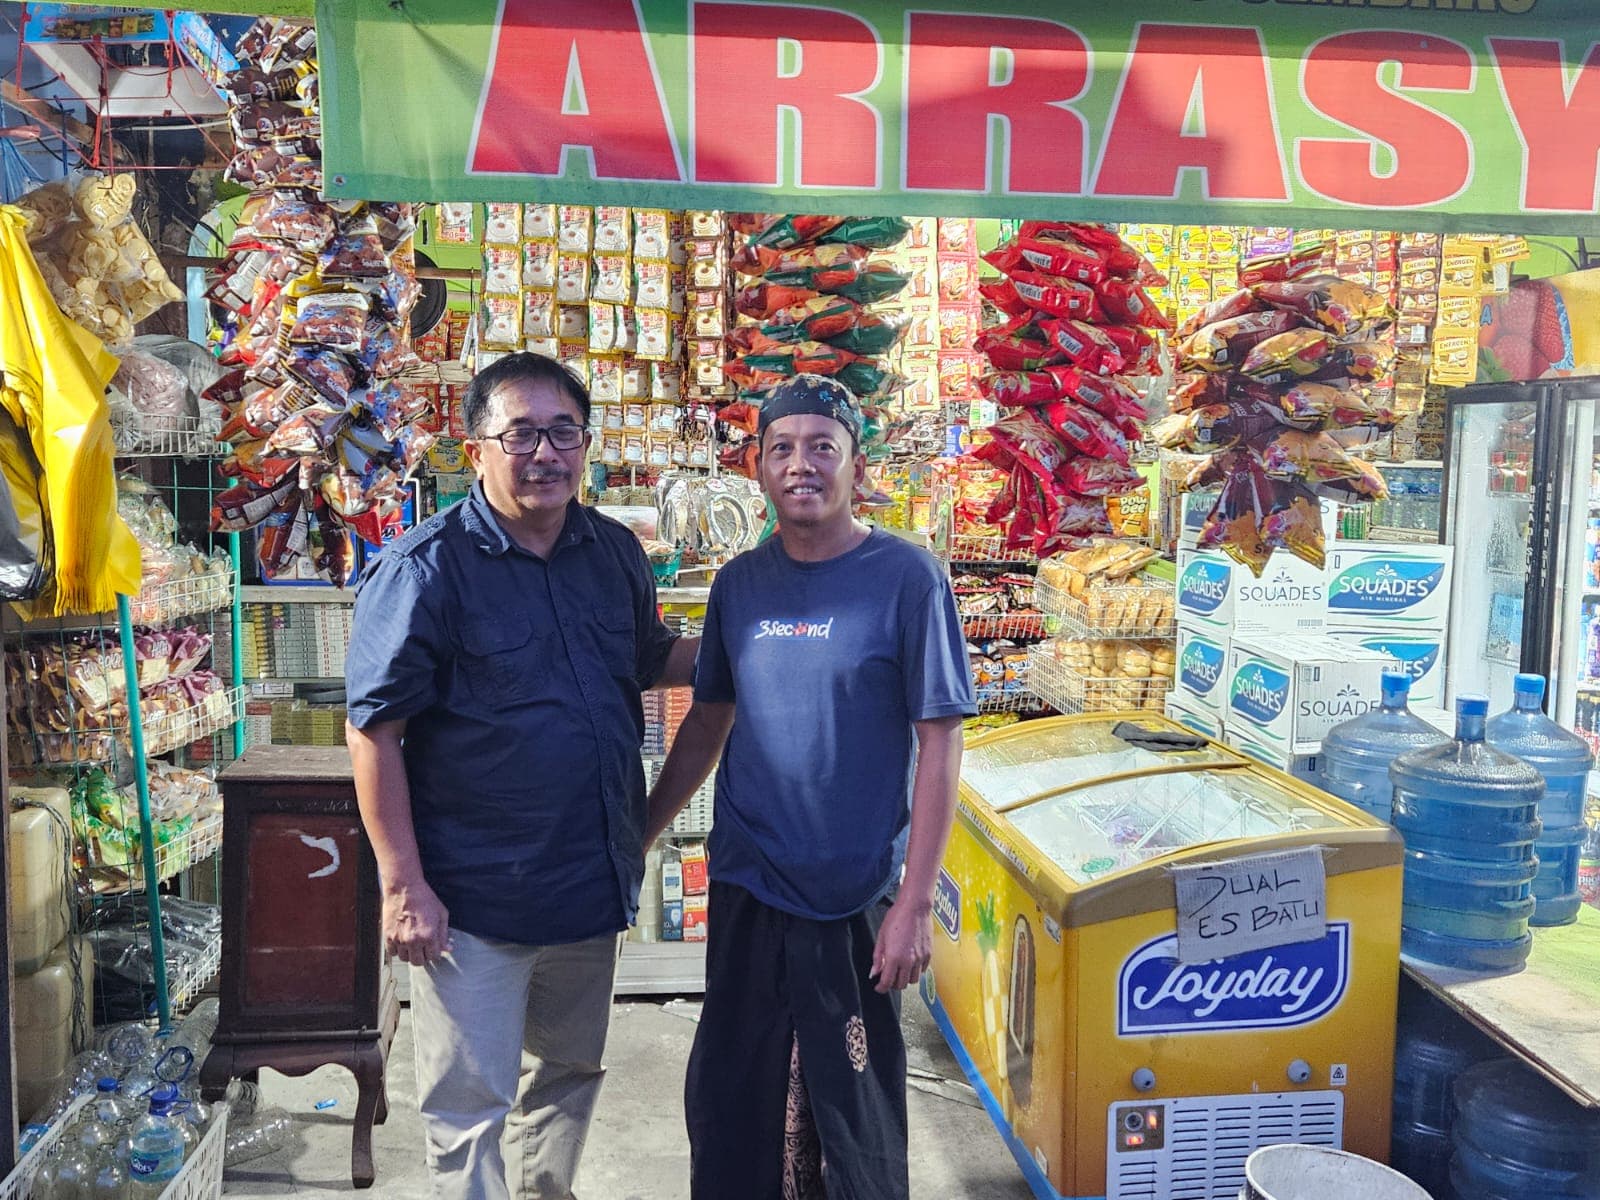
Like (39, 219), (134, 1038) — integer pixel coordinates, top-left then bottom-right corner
(410, 927), (621, 1200)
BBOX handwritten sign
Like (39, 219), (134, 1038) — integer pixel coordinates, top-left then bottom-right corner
(1171, 848), (1326, 966)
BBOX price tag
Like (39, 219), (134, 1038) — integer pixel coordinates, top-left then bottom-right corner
(1171, 847), (1327, 965)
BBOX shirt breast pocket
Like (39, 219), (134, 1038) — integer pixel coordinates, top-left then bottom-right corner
(597, 604), (637, 683)
(458, 618), (546, 704)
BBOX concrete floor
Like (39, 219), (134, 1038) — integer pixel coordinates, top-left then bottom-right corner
(218, 989), (1035, 1198)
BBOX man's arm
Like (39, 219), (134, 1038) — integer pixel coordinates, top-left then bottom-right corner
(871, 716), (964, 994)
(652, 635), (700, 690)
(346, 718), (450, 967)
(643, 700), (735, 844)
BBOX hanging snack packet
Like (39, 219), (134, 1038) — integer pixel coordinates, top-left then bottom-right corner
(1242, 329), (1337, 379)
(834, 361), (909, 399)
(483, 203), (521, 245)
(1037, 317), (1125, 375)
(733, 239), (868, 279)
(819, 216), (912, 249)
(320, 218), (390, 279)
(735, 282), (821, 320)
(1099, 324), (1163, 376)
(523, 242), (558, 291)
(1238, 239), (1328, 286)
(483, 244), (520, 294)
(289, 292), (368, 352)
(1253, 429), (1384, 496)
(978, 278), (1034, 319)
(760, 294), (862, 343)
(593, 206), (630, 253)
(730, 213), (843, 248)
(1058, 457), (1146, 498)
(1007, 271), (1101, 321)
(1096, 277), (1173, 330)
(1150, 402), (1278, 453)
(974, 327), (1067, 373)
(1254, 278), (1390, 337)
(522, 204), (557, 241)
(558, 206), (593, 253)
(1176, 288), (1266, 339)
(829, 312), (907, 356)
(1177, 310), (1301, 372)
(556, 255), (590, 304)
(523, 291), (558, 340)
(479, 293), (521, 349)
(978, 368), (1071, 407)
(985, 235), (1107, 285)
(1037, 399), (1132, 466)
(592, 254), (632, 304)
(436, 203), (474, 244)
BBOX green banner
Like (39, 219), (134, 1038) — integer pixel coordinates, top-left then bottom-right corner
(319, 0), (1600, 233)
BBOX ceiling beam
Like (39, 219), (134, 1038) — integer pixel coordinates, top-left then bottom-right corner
(0, 81), (97, 148)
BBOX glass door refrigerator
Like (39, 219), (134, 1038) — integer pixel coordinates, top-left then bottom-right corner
(1442, 378), (1600, 743)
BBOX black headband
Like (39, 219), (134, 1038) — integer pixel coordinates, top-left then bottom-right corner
(757, 373), (863, 442)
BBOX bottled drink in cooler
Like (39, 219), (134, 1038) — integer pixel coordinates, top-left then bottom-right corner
(1389, 695), (1544, 972)
(1450, 1057), (1600, 1199)
(1487, 673), (1593, 926)
(1317, 671), (1448, 822)
(127, 1086), (186, 1197)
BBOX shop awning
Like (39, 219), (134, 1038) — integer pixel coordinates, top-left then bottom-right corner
(49, 1), (311, 13)
(318, 0), (1600, 234)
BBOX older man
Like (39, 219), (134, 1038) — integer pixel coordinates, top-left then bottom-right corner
(345, 352), (696, 1200)
(646, 374), (976, 1199)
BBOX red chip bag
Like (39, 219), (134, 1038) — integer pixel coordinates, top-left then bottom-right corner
(984, 237), (1107, 285)
(1176, 288), (1266, 339)
(1037, 399), (1132, 465)
(735, 282), (822, 320)
(1007, 270), (1101, 320)
(1036, 317), (1124, 375)
(978, 368), (1072, 407)
(978, 278), (1034, 319)
(716, 402), (762, 435)
(760, 294), (863, 343)
(1238, 239), (1329, 287)
(1059, 369), (1147, 424)
(1095, 277), (1173, 330)
(974, 329), (1066, 373)
(1099, 323), (1162, 376)
(1057, 457), (1146, 497)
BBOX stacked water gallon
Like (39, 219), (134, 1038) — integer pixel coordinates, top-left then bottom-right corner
(1317, 670), (1446, 822)
(1487, 674), (1593, 927)
(1451, 1057), (1600, 1199)
(1389, 695), (1544, 972)
(1389, 982), (1499, 1197)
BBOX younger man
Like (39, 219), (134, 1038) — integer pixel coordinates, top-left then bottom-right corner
(646, 374), (976, 1199)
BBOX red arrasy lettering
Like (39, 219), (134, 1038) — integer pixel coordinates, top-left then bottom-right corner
(468, 0), (682, 180)
(693, 2), (881, 189)
(903, 14), (1089, 195)
(1297, 31), (1474, 209)
(1491, 37), (1600, 214)
(1094, 24), (1288, 202)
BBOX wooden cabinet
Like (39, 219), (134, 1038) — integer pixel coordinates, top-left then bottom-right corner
(200, 746), (397, 1188)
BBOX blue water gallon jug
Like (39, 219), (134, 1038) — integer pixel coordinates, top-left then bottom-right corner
(1451, 1058), (1600, 1199)
(1390, 695), (1544, 972)
(1488, 673), (1594, 926)
(1318, 671), (1449, 822)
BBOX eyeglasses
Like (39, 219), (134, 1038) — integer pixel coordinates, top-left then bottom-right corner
(479, 423), (586, 455)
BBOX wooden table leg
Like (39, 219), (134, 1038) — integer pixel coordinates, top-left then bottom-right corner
(351, 1043), (384, 1188)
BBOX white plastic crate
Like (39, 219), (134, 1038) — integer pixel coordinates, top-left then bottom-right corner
(1, 1099), (226, 1200)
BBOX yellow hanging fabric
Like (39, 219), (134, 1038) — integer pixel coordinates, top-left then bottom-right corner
(0, 204), (140, 614)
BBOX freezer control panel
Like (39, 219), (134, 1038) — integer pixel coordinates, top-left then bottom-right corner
(1111, 1103), (1166, 1153)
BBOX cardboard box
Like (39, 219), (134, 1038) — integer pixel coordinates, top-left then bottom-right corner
(1180, 494), (1337, 552)
(661, 858), (684, 903)
(662, 900), (684, 941)
(1328, 628), (1447, 705)
(1176, 548), (1327, 637)
(1325, 542), (1453, 630)
(1225, 635), (1396, 756)
(683, 899), (708, 942)
(1164, 691), (1223, 742)
(1175, 624), (1229, 721)
(1225, 723), (1322, 786)
(680, 844), (708, 896)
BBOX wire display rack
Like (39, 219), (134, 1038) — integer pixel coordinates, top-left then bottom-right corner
(96, 811), (224, 897)
(10, 685), (248, 767)
(942, 533), (1036, 566)
(1033, 574), (1176, 641)
(1028, 652), (1173, 716)
(169, 930), (224, 1012)
(111, 413), (230, 460)
(128, 570), (236, 627)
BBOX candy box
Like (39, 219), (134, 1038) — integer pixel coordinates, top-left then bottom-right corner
(1225, 635), (1395, 756)
(1324, 542), (1453, 631)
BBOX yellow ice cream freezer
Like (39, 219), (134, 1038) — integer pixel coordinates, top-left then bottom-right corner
(924, 714), (1403, 1200)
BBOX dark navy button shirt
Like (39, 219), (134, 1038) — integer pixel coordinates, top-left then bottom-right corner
(345, 482), (678, 945)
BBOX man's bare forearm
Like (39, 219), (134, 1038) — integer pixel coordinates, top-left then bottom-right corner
(653, 635), (700, 690)
(899, 717), (964, 907)
(346, 719), (427, 888)
(644, 701), (734, 844)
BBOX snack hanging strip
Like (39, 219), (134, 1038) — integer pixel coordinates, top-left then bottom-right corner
(969, 222), (1166, 557)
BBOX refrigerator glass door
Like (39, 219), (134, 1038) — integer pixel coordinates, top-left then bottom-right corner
(1549, 393), (1600, 755)
(961, 719), (1234, 811)
(1445, 397), (1540, 713)
(1003, 768), (1353, 885)
(1370, 462), (1444, 542)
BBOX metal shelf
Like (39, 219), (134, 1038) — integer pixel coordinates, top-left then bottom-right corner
(169, 929), (223, 1011)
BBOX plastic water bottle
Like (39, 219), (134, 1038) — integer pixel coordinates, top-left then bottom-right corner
(50, 1140), (96, 1199)
(91, 1079), (137, 1128)
(1390, 695), (1544, 972)
(1389, 986), (1501, 1198)
(127, 1086), (186, 1197)
(223, 1108), (295, 1167)
(1451, 1057), (1600, 1198)
(87, 1149), (131, 1200)
(224, 1078), (261, 1121)
(1317, 671), (1448, 822)
(1487, 673), (1595, 926)
(102, 1026), (151, 1079)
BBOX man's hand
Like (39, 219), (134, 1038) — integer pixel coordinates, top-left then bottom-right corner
(382, 876), (451, 967)
(870, 895), (934, 994)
